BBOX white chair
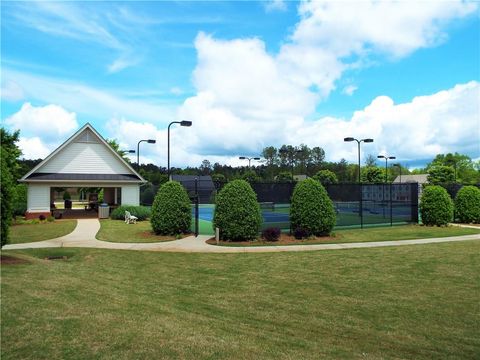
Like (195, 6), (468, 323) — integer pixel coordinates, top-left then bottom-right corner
(124, 211), (138, 224)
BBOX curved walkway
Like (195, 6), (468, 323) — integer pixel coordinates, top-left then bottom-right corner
(3, 219), (480, 253)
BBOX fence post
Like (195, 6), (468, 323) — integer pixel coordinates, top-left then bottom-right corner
(194, 178), (199, 237)
(360, 183), (363, 229)
(390, 183), (393, 226)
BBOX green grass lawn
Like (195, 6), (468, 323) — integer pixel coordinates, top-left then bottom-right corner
(2, 241), (480, 359)
(96, 219), (182, 243)
(8, 220), (77, 244)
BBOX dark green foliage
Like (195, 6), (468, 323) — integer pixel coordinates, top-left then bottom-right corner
(213, 180), (262, 241)
(290, 178), (336, 236)
(276, 171), (293, 182)
(361, 166), (384, 183)
(211, 173), (226, 183)
(294, 227), (309, 240)
(454, 186), (480, 223)
(1, 154), (14, 247)
(261, 227), (281, 242)
(241, 170), (261, 183)
(151, 181), (191, 235)
(420, 186), (453, 226)
(111, 206), (152, 221)
(427, 165), (455, 185)
(63, 191), (71, 200)
(313, 169), (338, 185)
(140, 184), (156, 206)
(13, 184), (28, 216)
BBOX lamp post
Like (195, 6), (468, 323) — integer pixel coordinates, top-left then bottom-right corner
(239, 156), (261, 168)
(377, 155), (396, 183)
(137, 140), (156, 167)
(393, 163), (401, 183)
(168, 120), (192, 178)
(344, 137), (374, 230)
(343, 137), (374, 183)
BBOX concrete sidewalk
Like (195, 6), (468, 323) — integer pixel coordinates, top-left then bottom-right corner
(3, 219), (480, 253)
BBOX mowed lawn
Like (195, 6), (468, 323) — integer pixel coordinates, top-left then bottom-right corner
(96, 220), (181, 243)
(2, 241), (479, 359)
(9, 220), (77, 244)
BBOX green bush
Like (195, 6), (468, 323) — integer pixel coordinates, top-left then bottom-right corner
(213, 180), (262, 241)
(290, 178), (336, 236)
(312, 169), (338, 185)
(420, 185), (453, 226)
(110, 205), (151, 221)
(1, 155), (14, 247)
(151, 181), (191, 235)
(63, 191), (71, 200)
(13, 184), (28, 216)
(454, 186), (480, 223)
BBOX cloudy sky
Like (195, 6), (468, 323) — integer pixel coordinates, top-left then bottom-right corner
(1, 1), (479, 169)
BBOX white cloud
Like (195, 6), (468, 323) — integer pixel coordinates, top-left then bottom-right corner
(264, 0), (287, 13)
(292, 1), (477, 59)
(342, 85), (358, 96)
(1, 80), (25, 101)
(5, 102), (78, 142)
(17, 137), (52, 160)
(102, 81), (480, 168)
(293, 81), (480, 162)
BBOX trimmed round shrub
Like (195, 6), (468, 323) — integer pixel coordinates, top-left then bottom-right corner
(213, 180), (262, 241)
(454, 186), (480, 223)
(290, 178), (336, 236)
(262, 227), (281, 242)
(420, 185), (453, 226)
(151, 181), (191, 235)
(111, 205), (151, 221)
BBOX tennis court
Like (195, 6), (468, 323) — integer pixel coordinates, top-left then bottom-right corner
(191, 200), (414, 235)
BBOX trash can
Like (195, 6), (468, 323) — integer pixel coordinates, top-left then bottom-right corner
(98, 203), (110, 219)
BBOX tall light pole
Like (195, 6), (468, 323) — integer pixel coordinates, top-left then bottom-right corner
(343, 137), (374, 183)
(239, 156), (261, 168)
(168, 120), (192, 178)
(393, 163), (401, 183)
(377, 155), (396, 183)
(137, 140), (156, 167)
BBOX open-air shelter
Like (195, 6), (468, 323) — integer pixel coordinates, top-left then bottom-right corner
(19, 123), (146, 219)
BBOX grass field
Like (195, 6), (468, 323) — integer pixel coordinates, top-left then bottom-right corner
(2, 241), (479, 359)
(8, 220), (77, 244)
(97, 220), (183, 243)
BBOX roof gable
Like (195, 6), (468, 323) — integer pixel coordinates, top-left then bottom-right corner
(21, 123), (145, 182)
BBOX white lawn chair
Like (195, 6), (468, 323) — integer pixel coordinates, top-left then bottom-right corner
(125, 211), (138, 224)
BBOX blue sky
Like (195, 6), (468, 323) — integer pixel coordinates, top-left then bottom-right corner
(1, 1), (479, 169)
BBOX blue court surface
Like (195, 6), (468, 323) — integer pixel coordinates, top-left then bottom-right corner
(192, 205), (289, 223)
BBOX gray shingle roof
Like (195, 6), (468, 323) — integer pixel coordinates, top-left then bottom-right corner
(26, 173), (141, 181)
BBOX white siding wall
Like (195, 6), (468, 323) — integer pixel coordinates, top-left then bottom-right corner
(38, 143), (131, 174)
(121, 186), (140, 206)
(27, 185), (50, 212)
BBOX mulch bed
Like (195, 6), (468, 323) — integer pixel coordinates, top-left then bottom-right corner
(206, 233), (338, 246)
(1, 255), (30, 265)
(138, 231), (190, 241)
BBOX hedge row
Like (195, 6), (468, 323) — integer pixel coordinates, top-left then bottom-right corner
(110, 205), (151, 221)
(420, 185), (480, 226)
